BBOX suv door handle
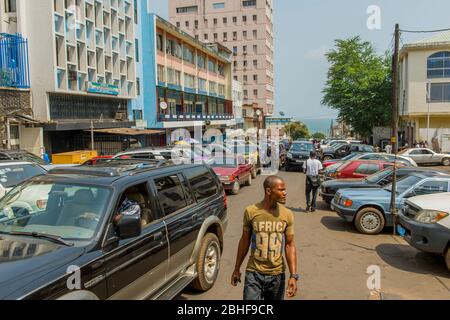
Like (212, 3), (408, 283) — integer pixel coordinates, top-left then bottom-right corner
(154, 232), (163, 241)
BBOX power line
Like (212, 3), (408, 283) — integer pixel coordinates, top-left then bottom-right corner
(400, 27), (450, 33)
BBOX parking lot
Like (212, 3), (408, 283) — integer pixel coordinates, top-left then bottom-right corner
(178, 169), (450, 300)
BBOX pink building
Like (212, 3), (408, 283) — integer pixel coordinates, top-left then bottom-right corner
(168, 0), (274, 117)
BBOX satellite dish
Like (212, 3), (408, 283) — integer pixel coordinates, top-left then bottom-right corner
(160, 102), (168, 110)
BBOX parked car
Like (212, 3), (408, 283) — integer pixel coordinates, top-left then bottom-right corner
(0, 160), (227, 299)
(264, 141), (287, 169)
(0, 150), (48, 166)
(323, 153), (418, 168)
(324, 160), (401, 181)
(285, 141), (314, 171)
(0, 161), (47, 198)
(331, 173), (450, 235)
(320, 167), (448, 204)
(399, 148), (450, 166)
(321, 144), (374, 162)
(115, 146), (213, 164)
(211, 155), (253, 195)
(397, 193), (450, 272)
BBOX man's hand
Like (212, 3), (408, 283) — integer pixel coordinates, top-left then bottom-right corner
(286, 278), (298, 298)
(231, 270), (242, 286)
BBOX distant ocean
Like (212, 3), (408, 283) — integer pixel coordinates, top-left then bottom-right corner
(297, 118), (336, 135)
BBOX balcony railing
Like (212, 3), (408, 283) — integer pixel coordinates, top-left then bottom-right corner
(159, 113), (235, 122)
(0, 34), (30, 89)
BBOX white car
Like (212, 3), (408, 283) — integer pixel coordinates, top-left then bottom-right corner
(397, 193), (450, 272)
(0, 161), (47, 198)
(399, 148), (450, 166)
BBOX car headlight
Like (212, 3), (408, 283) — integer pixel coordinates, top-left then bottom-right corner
(414, 210), (449, 224)
(219, 176), (231, 181)
(287, 153), (293, 159)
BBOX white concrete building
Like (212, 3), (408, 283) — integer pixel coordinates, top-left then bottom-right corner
(232, 79), (243, 128)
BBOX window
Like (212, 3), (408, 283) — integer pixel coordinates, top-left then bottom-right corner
(244, 90), (248, 97)
(223, 17), (227, 24)
(213, 2), (225, 9)
(218, 63), (225, 76)
(253, 14), (257, 22)
(243, 0), (257, 7)
(208, 59), (217, 73)
(234, 75), (238, 81)
(136, 77), (140, 95)
(157, 34), (163, 52)
(184, 73), (195, 89)
(243, 60), (248, 67)
(243, 75), (248, 82)
(176, 6), (198, 13)
(209, 81), (217, 94)
(243, 31), (247, 39)
(186, 167), (218, 201)
(213, 18), (218, 26)
(157, 65), (165, 82)
(243, 45), (247, 53)
(133, 109), (142, 120)
(253, 89), (258, 97)
(233, 32), (237, 41)
(427, 51), (450, 79)
(185, 21), (189, 28)
(253, 59), (258, 67)
(198, 78), (207, 91)
(218, 84), (225, 96)
(233, 61), (237, 68)
(253, 74), (258, 82)
(4, 0), (16, 12)
(413, 181), (449, 196)
(154, 175), (187, 216)
(253, 45), (257, 54)
(176, 22), (180, 28)
(354, 164), (380, 175)
(243, 16), (247, 23)
(183, 45), (194, 64)
(195, 20), (198, 29)
(429, 83), (450, 102)
(253, 30), (257, 38)
(233, 46), (238, 55)
(135, 39), (139, 62)
(223, 32), (227, 41)
(204, 34), (209, 40)
(233, 16), (237, 23)
(197, 54), (206, 69)
(214, 33), (218, 41)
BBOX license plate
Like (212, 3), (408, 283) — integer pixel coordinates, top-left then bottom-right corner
(296, 160), (303, 163)
(397, 225), (406, 237)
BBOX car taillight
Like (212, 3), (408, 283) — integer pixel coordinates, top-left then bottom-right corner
(36, 200), (47, 210)
(230, 176), (235, 182)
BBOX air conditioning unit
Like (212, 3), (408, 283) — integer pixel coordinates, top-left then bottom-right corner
(115, 112), (126, 121)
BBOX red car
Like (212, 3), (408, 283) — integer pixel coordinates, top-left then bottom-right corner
(325, 160), (402, 180)
(82, 155), (114, 165)
(211, 156), (253, 195)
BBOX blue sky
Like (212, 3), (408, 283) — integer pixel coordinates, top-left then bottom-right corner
(147, 0), (450, 121)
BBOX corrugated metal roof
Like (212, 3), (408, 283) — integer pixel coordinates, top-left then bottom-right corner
(413, 30), (450, 45)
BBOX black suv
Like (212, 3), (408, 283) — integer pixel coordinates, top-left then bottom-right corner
(286, 141), (314, 171)
(0, 160), (227, 300)
(321, 144), (373, 161)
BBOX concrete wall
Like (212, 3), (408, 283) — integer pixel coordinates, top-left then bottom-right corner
(19, 127), (44, 155)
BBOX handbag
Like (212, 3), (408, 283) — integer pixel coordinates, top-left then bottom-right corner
(309, 175), (322, 188)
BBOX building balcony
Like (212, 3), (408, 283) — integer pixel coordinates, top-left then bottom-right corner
(159, 113), (235, 122)
(0, 34), (30, 89)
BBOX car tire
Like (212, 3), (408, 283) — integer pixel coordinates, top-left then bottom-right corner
(323, 156), (333, 161)
(246, 175), (252, 186)
(442, 158), (450, 166)
(251, 168), (257, 179)
(445, 245), (450, 272)
(354, 207), (385, 235)
(231, 180), (240, 195)
(191, 233), (221, 292)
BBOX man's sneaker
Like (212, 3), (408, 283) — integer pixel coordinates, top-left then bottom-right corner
(310, 207), (316, 212)
(306, 206), (311, 212)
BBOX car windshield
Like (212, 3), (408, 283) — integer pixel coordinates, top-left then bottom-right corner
(290, 143), (313, 152)
(365, 167), (392, 184)
(0, 164), (46, 188)
(384, 175), (423, 195)
(11, 152), (47, 165)
(212, 157), (239, 168)
(341, 153), (360, 161)
(0, 181), (112, 241)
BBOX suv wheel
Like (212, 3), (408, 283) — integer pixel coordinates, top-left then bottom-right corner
(231, 180), (240, 195)
(442, 158), (450, 166)
(191, 233), (221, 291)
(445, 245), (450, 272)
(354, 207), (385, 235)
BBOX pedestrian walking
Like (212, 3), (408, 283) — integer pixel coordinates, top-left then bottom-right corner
(385, 144), (392, 154)
(304, 151), (323, 212)
(231, 176), (299, 300)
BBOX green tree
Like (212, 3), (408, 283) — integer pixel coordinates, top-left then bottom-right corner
(285, 122), (310, 140)
(312, 132), (326, 140)
(322, 36), (392, 138)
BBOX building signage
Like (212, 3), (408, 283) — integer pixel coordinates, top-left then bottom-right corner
(87, 82), (120, 96)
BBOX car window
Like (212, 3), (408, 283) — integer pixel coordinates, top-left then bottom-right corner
(421, 150), (433, 155)
(154, 174), (187, 215)
(355, 163), (379, 175)
(409, 150), (422, 155)
(185, 167), (218, 202)
(117, 183), (155, 227)
(11, 153), (47, 165)
(354, 164), (369, 174)
(361, 154), (383, 160)
(0, 164), (46, 188)
(362, 146), (374, 152)
(413, 180), (449, 196)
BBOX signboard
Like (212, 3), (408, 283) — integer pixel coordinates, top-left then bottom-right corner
(391, 137), (397, 143)
(87, 82), (120, 96)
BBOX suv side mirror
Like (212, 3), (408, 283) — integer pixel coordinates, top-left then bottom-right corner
(115, 213), (142, 240)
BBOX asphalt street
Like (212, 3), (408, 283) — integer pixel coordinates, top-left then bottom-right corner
(177, 170), (450, 300)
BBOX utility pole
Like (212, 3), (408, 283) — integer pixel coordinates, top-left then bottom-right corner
(391, 24), (400, 235)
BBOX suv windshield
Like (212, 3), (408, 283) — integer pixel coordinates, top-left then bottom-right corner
(290, 143), (313, 152)
(384, 175), (423, 195)
(0, 181), (112, 241)
(0, 164), (46, 188)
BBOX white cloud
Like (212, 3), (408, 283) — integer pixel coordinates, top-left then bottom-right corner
(304, 46), (329, 61)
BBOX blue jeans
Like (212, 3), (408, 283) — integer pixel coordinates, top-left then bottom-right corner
(243, 272), (286, 300)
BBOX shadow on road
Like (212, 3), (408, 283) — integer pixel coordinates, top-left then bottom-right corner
(320, 216), (360, 234)
(375, 243), (450, 279)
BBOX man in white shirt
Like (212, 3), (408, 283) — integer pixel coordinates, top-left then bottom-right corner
(304, 151), (323, 212)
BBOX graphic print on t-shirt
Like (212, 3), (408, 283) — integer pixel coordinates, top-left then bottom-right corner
(251, 221), (286, 263)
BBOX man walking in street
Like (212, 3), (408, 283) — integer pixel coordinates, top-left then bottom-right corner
(304, 151), (323, 212)
(231, 176), (299, 300)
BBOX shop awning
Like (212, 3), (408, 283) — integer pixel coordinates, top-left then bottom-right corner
(86, 128), (165, 136)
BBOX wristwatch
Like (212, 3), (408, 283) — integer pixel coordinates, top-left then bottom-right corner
(290, 274), (300, 281)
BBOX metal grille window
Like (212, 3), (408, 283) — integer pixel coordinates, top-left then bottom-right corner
(427, 51), (450, 79)
(176, 6), (198, 13)
(5, 0), (16, 12)
(243, 0), (257, 7)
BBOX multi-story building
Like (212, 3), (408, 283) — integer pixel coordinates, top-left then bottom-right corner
(265, 117), (292, 138)
(168, 0), (275, 117)
(399, 30), (450, 152)
(137, 6), (234, 144)
(2, 0), (141, 155)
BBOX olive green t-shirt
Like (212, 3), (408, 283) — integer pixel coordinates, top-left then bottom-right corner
(243, 202), (295, 276)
